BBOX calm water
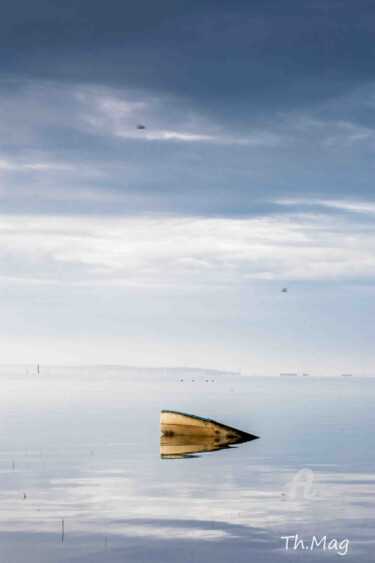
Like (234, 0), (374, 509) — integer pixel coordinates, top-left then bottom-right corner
(0, 369), (374, 562)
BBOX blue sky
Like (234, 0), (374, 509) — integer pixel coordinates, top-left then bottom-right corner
(1, 0), (374, 373)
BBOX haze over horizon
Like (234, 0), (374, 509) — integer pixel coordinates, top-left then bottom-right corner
(1, 0), (374, 374)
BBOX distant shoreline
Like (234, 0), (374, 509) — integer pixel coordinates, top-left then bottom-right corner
(0, 365), (374, 378)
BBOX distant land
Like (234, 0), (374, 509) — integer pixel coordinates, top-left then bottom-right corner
(0, 364), (240, 377)
(281, 373), (310, 377)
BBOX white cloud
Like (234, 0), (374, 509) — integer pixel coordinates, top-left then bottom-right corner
(1, 211), (375, 289)
(0, 159), (17, 170)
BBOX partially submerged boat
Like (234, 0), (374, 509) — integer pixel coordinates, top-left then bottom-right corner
(160, 432), (254, 459)
(160, 409), (258, 440)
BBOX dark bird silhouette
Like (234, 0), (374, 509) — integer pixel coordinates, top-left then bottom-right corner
(282, 288), (288, 293)
(136, 124), (146, 130)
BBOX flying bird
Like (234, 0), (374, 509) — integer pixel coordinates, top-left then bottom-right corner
(136, 124), (146, 130)
(282, 288), (288, 293)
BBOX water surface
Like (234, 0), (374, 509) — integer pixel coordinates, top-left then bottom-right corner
(0, 369), (374, 562)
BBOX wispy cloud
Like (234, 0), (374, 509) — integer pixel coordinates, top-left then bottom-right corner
(322, 120), (375, 148)
(278, 198), (375, 216)
(0, 157), (72, 173)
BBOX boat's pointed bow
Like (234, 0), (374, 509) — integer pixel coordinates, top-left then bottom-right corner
(160, 410), (259, 441)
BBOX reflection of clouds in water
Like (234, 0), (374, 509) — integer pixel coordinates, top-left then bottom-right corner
(0, 525), (284, 563)
(1, 465), (375, 541)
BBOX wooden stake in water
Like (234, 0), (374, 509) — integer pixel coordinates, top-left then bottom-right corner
(62, 518), (64, 543)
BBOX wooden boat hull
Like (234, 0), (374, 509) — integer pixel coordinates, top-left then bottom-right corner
(160, 410), (258, 440)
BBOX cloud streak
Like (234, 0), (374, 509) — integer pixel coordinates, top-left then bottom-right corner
(76, 87), (284, 146)
(278, 198), (375, 217)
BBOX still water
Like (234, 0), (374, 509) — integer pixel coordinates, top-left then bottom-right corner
(0, 369), (374, 562)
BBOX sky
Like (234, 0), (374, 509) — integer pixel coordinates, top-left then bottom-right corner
(1, 0), (375, 374)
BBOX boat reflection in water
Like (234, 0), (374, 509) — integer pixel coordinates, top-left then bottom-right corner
(160, 410), (259, 459)
(160, 433), (257, 459)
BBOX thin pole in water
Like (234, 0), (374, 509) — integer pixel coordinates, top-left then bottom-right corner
(62, 518), (64, 543)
